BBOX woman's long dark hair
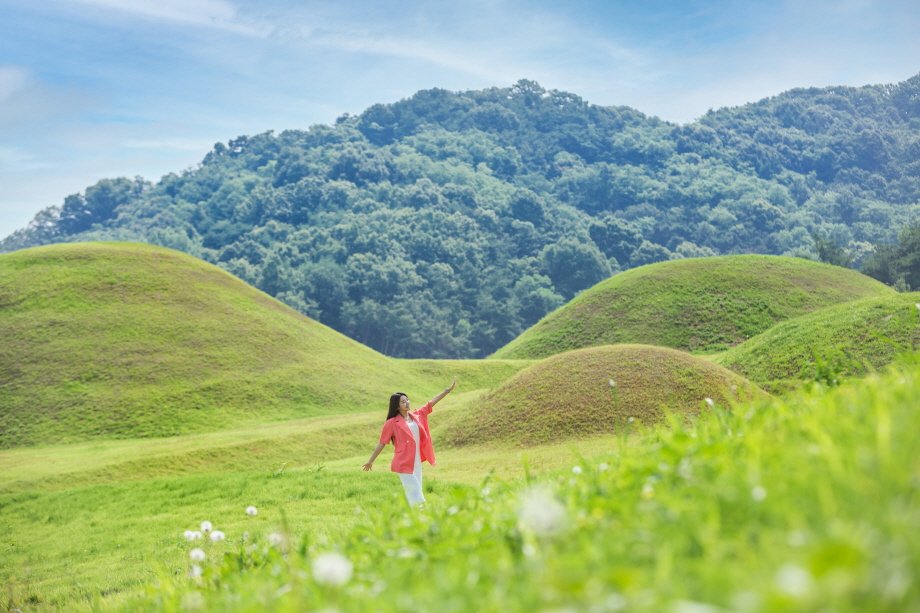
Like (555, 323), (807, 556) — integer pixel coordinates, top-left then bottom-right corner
(387, 393), (407, 421)
(386, 393), (407, 443)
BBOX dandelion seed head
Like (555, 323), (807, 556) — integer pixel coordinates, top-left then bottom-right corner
(751, 486), (767, 502)
(775, 564), (813, 598)
(312, 552), (353, 587)
(447, 506), (459, 516)
(628, 417), (635, 423)
(268, 532), (284, 546)
(200, 521), (213, 533)
(245, 506), (258, 516)
(481, 487), (490, 496)
(189, 548), (206, 562)
(189, 564), (203, 578)
(704, 398), (714, 408)
(210, 530), (225, 542)
(609, 379), (616, 388)
(598, 462), (609, 472)
(641, 483), (655, 499)
(571, 465), (583, 475)
(183, 530), (196, 541)
(518, 486), (567, 536)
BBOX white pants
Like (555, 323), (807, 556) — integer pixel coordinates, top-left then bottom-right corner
(398, 460), (425, 506)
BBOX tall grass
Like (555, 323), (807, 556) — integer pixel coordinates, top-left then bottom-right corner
(103, 355), (920, 612)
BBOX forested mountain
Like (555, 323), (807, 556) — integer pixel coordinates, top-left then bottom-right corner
(3, 75), (920, 358)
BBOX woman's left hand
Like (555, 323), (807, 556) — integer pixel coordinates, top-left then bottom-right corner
(446, 376), (457, 392)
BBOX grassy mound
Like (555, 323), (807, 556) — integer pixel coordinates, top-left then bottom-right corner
(0, 242), (530, 448)
(715, 292), (920, 384)
(491, 256), (894, 359)
(442, 344), (765, 447)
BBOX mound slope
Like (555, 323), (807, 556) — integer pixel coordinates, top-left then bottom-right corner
(441, 345), (766, 447)
(491, 256), (894, 359)
(715, 292), (920, 384)
(0, 243), (530, 448)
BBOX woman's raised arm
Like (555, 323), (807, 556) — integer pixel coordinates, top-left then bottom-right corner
(429, 376), (457, 407)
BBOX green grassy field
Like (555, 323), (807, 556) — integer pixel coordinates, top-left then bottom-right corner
(440, 344), (767, 447)
(3, 243), (918, 612)
(40, 353), (916, 613)
(716, 292), (920, 385)
(0, 242), (531, 448)
(0, 389), (631, 611)
(491, 255), (894, 360)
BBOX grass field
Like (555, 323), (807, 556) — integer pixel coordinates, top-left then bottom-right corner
(441, 344), (767, 447)
(46, 353), (919, 613)
(3, 243), (918, 612)
(716, 292), (920, 385)
(0, 389), (631, 611)
(492, 255), (894, 360)
(0, 242), (531, 448)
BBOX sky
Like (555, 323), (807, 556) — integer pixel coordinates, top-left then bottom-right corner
(1, 0), (919, 239)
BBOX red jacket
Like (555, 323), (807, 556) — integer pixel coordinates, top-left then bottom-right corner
(379, 401), (436, 473)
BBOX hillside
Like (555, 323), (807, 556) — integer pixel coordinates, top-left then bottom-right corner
(0, 242), (530, 448)
(715, 291), (920, 383)
(2, 74), (919, 359)
(492, 255), (894, 359)
(440, 344), (766, 447)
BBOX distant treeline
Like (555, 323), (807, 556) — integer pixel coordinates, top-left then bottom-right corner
(3, 75), (920, 358)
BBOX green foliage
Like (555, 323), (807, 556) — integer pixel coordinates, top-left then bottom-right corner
(92, 357), (920, 612)
(716, 292), (920, 383)
(493, 255), (894, 359)
(4, 75), (920, 357)
(861, 221), (920, 291)
(812, 231), (853, 267)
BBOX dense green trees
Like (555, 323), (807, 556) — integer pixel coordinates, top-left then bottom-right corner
(3, 75), (919, 357)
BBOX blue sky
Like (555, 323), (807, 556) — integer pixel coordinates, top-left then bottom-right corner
(1, 0), (918, 239)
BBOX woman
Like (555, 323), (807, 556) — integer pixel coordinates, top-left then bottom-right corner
(362, 377), (457, 506)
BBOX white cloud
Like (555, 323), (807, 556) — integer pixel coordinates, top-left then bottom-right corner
(58, 0), (266, 34)
(0, 66), (31, 102)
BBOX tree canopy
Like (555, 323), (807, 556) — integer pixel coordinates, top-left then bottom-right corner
(3, 74), (920, 358)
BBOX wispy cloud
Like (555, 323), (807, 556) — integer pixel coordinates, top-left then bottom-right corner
(0, 66), (30, 102)
(58, 0), (268, 34)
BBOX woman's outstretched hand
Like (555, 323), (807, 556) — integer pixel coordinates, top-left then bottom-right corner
(362, 461), (373, 471)
(446, 376), (457, 392)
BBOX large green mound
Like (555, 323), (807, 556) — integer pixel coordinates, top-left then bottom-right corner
(715, 292), (920, 384)
(441, 344), (765, 447)
(0, 243), (530, 448)
(491, 255), (894, 359)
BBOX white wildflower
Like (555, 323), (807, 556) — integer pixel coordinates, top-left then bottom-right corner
(609, 379), (616, 388)
(775, 564), (813, 598)
(200, 521), (213, 533)
(447, 506), (459, 516)
(517, 486), (566, 536)
(572, 465), (583, 475)
(183, 530), (196, 541)
(268, 532), (285, 546)
(671, 600), (720, 613)
(598, 462), (609, 472)
(210, 530), (225, 543)
(246, 506), (258, 516)
(481, 487), (490, 496)
(704, 398), (714, 408)
(312, 552), (354, 587)
(751, 486), (767, 502)
(189, 564), (203, 578)
(189, 548), (206, 562)
(191, 531), (202, 541)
